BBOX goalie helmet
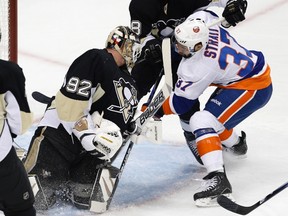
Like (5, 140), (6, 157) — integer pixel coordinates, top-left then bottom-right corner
(105, 26), (141, 72)
(174, 18), (209, 56)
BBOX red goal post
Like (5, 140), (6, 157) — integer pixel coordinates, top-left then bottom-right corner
(0, 0), (17, 63)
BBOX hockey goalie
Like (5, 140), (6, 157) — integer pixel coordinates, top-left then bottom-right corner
(23, 25), (142, 213)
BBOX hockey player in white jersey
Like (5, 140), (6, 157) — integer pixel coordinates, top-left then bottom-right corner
(156, 10), (272, 206)
(130, 0), (248, 164)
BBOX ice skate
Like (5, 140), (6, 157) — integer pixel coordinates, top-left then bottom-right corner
(223, 131), (247, 158)
(194, 171), (234, 207)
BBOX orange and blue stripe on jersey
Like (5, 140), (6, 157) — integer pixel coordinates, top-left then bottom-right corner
(205, 75), (273, 130)
(205, 50), (273, 129)
(217, 51), (272, 91)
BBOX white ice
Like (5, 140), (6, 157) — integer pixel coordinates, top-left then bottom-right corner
(2, 0), (288, 215)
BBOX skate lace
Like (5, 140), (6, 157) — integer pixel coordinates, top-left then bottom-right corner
(201, 176), (218, 192)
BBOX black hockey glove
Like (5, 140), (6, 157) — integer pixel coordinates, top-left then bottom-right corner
(126, 120), (139, 135)
(222, 0), (247, 27)
(166, 18), (185, 29)
(151, 20), (172, 39)
(124, 104), (163, 138)
(143, 41), (162, 64)
(151, 18), (185, 39)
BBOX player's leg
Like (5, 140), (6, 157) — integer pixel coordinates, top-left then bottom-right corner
(191, 86), (273, 206)
(24, 126), (71, 210)
(0, 147), (36, 216)
(205, 86), (272, 155)
(219, 128), (247, 157)
(68, 153), (119, 212)
(178, 99), (202, 165)
(190, 110), (232, 206)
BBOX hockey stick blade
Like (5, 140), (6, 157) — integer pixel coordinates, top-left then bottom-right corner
(217, 181), (288, 215)
(32, 91), (51, 104)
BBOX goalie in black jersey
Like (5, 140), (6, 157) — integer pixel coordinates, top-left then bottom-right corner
(129, 0), (248, 164)
(24, 26), (141, 212)
(0, 29), (35, 216)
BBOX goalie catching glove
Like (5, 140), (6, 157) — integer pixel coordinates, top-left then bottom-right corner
(72, 112), (122, 162)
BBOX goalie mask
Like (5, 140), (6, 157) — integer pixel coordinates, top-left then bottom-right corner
(174, 18), (209, 57)
(105, 26), (141, 72)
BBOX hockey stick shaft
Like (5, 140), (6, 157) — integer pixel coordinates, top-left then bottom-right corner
(145, 68), (164, 105)
(207, 17), (225, 28)
(217, 181), (288, 215)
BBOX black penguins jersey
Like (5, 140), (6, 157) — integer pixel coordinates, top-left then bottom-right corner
(0, 60), (33, 162)
(129, 0), (212, 38)
(51, 49), (138, 134)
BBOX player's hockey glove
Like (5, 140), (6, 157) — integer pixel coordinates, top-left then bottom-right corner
(126, 121), (141, 135)
(124, 104), (163, 137)
(153, 96), (174, 118)
(151, 18), (185, 39)
(143, 39), (162, 64)
(222, 0), (247, 27)
(151, 20), (172, 39)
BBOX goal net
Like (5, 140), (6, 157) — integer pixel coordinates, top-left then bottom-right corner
(0, 0), (17, 62)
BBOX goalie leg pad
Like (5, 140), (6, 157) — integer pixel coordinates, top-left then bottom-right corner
(24, 127), (46, 173)
(28, 174), (56, 210)
(89, 165), (120, 213)
(67, 182), (93, 209)
(68, 165), (119, 212)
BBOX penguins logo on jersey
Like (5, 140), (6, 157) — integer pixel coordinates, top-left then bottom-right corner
(108, 78), (138, 123)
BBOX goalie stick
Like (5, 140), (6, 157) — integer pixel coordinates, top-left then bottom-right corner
(217, 181), (288, 215)
(89, 38), (173, 213)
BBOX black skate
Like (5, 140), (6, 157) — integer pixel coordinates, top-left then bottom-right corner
(194, 171), (234, 207)
(223, 131), (247, 157)
(184, 131), (203, 165)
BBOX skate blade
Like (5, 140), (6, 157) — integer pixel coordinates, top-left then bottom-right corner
(195, 193), (235, 207)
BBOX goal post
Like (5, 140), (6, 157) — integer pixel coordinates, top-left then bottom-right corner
(0, 0), (17, 63)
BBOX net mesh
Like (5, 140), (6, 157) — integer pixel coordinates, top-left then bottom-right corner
(0, 0), (10, 60)
(0, 0), (17, 62)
